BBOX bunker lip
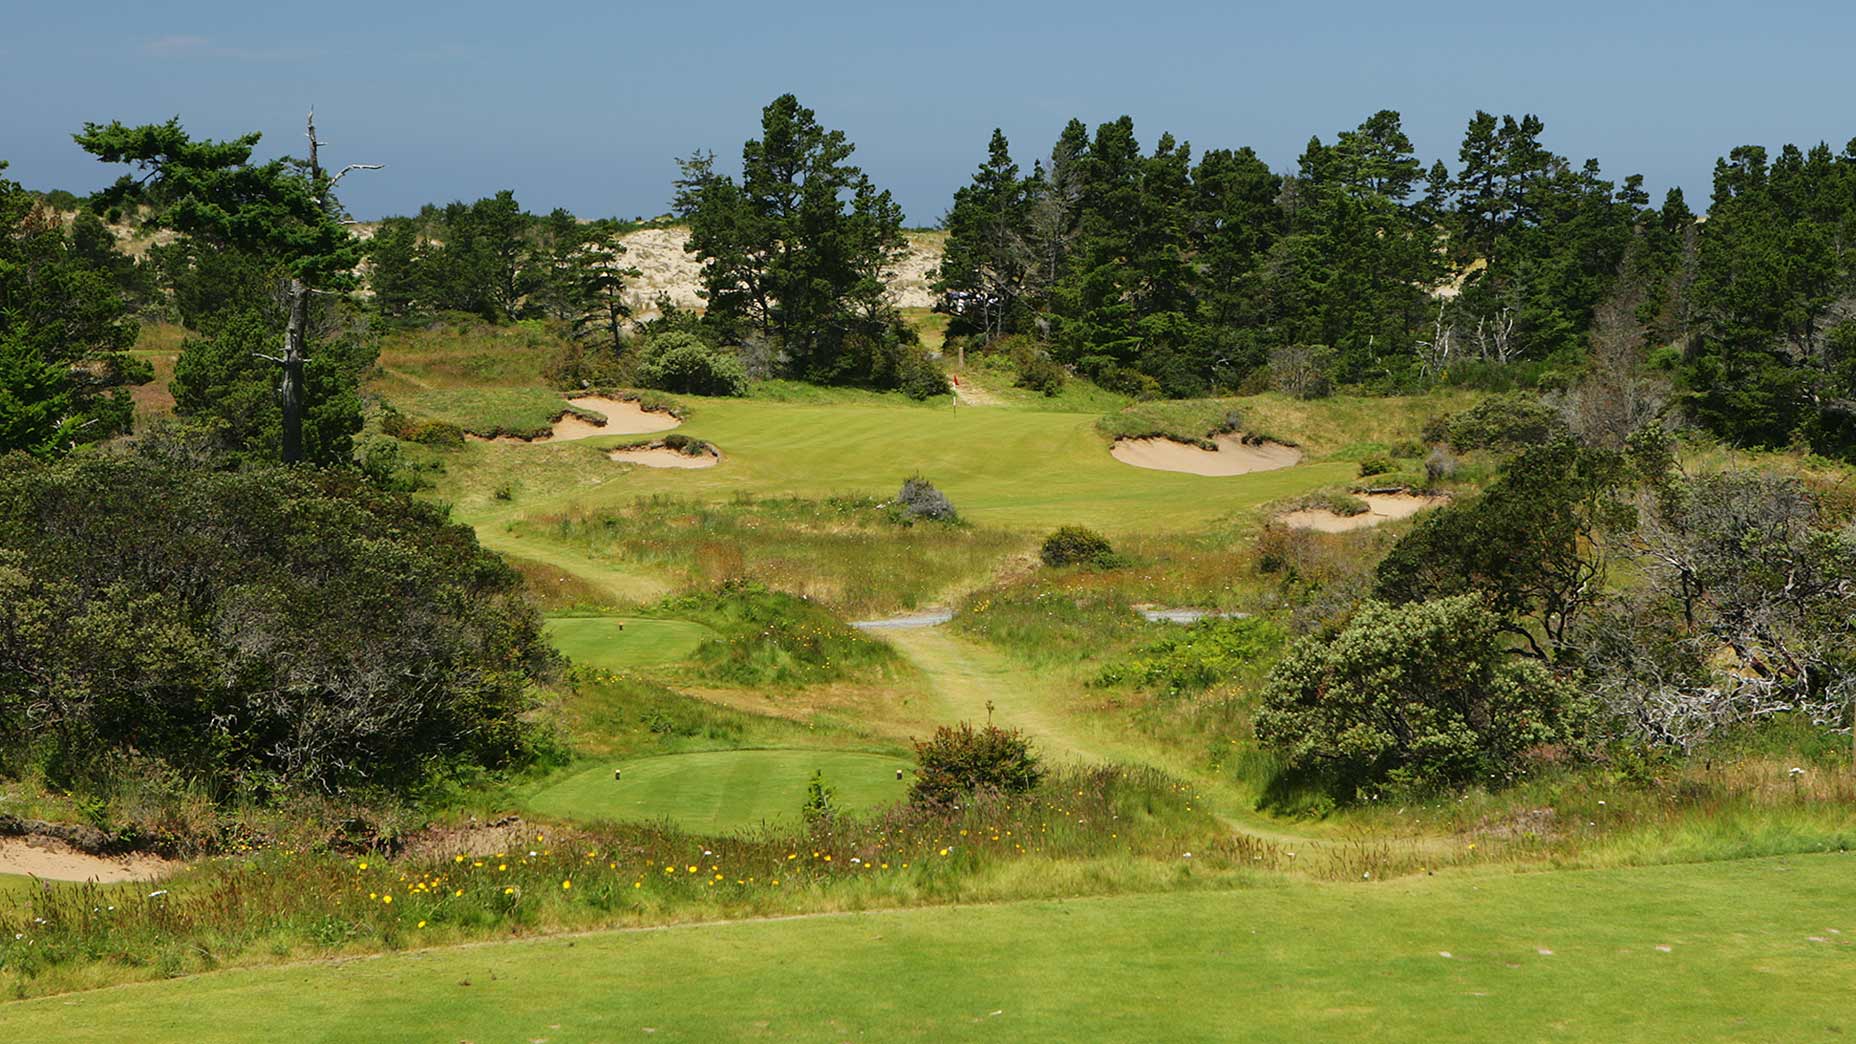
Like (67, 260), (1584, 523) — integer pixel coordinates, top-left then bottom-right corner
(0, 836), (177, 884)
(1279, 492), (1448, 532)
(1109, 434), (1302, 476)
(467, 395), (682, 444)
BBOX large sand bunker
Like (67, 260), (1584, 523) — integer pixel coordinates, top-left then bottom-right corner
(471, 396), (682, 444)
(609, 440), (721, 469)
(1111, 434), (1302, 476)
(0, 837), (175, 883)
(1280, 493), (1447, 533)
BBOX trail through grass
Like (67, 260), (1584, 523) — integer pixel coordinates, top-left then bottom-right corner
(522, 749), (912, 833)
(12, 853), (1852, 1042)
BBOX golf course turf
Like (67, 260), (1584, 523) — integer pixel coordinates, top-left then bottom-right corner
(11, 853), (1851, 1042)
(543, 616), (717, 672)
(523, 749), (914, 833)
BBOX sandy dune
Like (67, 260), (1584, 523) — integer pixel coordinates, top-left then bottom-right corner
(1279, 493), (1447, 532)
(1110, 435), (1302, 476)
(0, 837), (175, 883)
(615, 227), (943, 318)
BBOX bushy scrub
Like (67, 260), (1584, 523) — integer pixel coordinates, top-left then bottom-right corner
(1357, 455), (1393, 478)
(955, 581), (1140, 664)
(909, 722), (1043, 809)
(1253, 596), (1575, 793)
(1040, 525), (1116, 567)
(892, 475), (958, 523)
(635, 332), (748, 396)
(1094, 617), (1286, 698)
(658, 580), (898, 686)
(0, 437), (557, 798)
(1436, 392), (1566, 453)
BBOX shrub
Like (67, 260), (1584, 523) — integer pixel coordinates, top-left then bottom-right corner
(893, 475), (958, 523)
(1424, 447), (1458, 484)
(635, 332), (748, 396)
(1253, 596), (1574, 793)
(801, 770), (837, 826)
(1357, 455), (1393, 478)
(1442, 392), (1566, 453)
(894, 346), (951, 400)
(1093, 617), (1286, 697)
(1040, 525), (1115, 567)
(0, 444), (557, 798)
(1011, 343), (1065, 396)
(909, 721), (1043, 808)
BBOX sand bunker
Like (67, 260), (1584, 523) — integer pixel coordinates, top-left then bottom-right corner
(1111, 434), (1302, 476)
(470, 396), (681, 444)
(608, 442), (721, 469)
(0, 837), (176, 884)
(1280, 493), (1447, 533)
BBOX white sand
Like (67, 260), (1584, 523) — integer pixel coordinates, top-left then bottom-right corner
(1279, 493), (1447, 533)
(1110, 434), (1302, 476)
(470, 396), (681, 444)
(608, 445), (720, 469)
(0, 837), (175, 883)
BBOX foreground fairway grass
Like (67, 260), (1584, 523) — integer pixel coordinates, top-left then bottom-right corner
(523, 749), (913, 832)
(543, 616), (716, 671)
(12, 853), (1852, 1042)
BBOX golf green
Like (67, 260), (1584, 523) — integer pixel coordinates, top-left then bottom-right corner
(524, 749), (913, 833)
(543, 616), (714, 671)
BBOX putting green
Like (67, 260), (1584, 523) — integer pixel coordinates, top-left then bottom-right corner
(524, 749), (912, 833)
(543, 616), (714, 671)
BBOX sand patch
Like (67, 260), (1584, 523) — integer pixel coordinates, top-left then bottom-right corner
(1279, 493), (1447, 533)
(0, 837), (176, 884)
(1111, 434), (1302, 476)
(609, 441), (721, 469)
(469, 396), (682, 444)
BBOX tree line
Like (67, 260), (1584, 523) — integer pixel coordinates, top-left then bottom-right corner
(938, 111), (1856, 458)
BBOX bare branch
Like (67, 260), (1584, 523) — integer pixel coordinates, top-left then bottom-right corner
(326, 163), (384, 188)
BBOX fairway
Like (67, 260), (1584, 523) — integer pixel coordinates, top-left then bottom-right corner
(543, 616), (714, 671)
(523, 749), (913, 832)
(12, 853), (1852, 1042)
(447, 397), (1358, 535)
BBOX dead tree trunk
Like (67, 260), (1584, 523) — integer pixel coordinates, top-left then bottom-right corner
(281, 276), (307, 463)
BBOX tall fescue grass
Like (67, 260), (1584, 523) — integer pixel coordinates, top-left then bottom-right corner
(532, 494), (1025, 617)
(0, 767), (1214, 999)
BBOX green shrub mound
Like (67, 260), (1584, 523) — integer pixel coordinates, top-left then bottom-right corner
(0, 437), (557, 798)
(909, 722), (1043, 809)
(635, 332), (749, 396)
(1254, 596), (1573, 793)
(1040, 525), (1115, 567)
(658, 580), (897, 686)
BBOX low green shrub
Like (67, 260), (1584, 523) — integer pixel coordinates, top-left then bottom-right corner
(658, 580), (898, 687)
(636, 332), (748, 396)
(1040, 525), (1115, 567)
(1093, 617), (1286, 697)
(1357, 455), (1394, 478)
(909, 722), (1043, 808)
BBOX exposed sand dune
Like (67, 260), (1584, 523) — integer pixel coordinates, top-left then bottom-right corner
(469, 396), (682, 444)
(608, 443), (721, 469)
(0, 837), (175, 884)
(616, 227), (943, 318)
(1110, 435), (1302, 476)
(1280, 493), (1447, 532)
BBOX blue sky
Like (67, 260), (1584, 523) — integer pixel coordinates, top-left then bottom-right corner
(4, 0), (1852, 223)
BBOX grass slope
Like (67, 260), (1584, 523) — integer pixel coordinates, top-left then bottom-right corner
(523, 749), (913, 832)
(12, 853), (1852, 1042)
(443, 397), (1357, 536)
(543, 616), (715, 671)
